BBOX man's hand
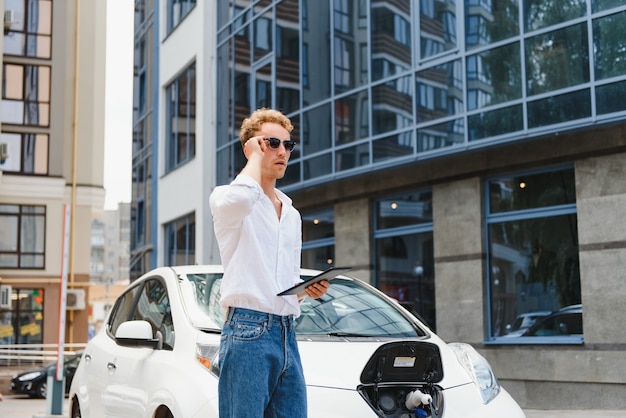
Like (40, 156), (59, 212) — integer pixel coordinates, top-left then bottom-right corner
(298, 280), (330, 301)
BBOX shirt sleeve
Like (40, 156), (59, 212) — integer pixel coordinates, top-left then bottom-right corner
(209, 174), (263, 227)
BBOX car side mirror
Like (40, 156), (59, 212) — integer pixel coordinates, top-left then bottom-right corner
(115, 320), (163, 349)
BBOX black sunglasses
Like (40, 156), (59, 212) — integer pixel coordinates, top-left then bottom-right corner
(264, 137), (297, 152)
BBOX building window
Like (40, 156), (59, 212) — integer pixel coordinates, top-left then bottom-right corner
(0, 288), (45, 344)
(167, 0), (196, 33)
(301, 207), (335, 270)
(164, 212), (195, 266)
(486, 166), (582, 343)
(0, 132), (48, 174)
(1, 64), (51, 126)
(3, 0), (53, 59)
(374, 190), (435, 330)
(166, 63), (196, 171)
(0, 204), (46, 269)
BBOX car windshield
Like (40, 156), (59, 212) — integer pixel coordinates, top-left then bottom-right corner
(178, 272), (424, 338)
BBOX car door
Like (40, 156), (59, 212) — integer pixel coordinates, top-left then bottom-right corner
(79, 283), (142, 417)
(101, 277), (174, 417)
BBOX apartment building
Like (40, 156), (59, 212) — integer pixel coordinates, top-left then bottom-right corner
(0, 0), (107, 345)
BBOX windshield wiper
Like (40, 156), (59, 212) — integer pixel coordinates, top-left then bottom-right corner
(327, 331), (375, 338)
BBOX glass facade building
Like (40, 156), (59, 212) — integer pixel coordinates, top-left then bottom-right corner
(215, 0), (626, 187)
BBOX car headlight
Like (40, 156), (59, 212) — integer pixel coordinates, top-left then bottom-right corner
(18, 371), (44, 381)
(448, 342), (501, 404)
(196, 343), (220, 378)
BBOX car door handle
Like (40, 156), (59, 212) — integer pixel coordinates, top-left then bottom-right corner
(107, 362), (117, 370)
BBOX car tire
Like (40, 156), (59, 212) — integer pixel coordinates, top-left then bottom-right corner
(71, 397), (82, 418)
(154, 406), (174, 418)
(35, 381), (47, 399)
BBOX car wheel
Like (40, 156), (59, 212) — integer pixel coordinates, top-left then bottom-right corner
(35, 381), (47, 399)
(154, 406), (174, 418)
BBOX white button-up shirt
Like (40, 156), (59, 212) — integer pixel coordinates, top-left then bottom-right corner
(209, 174), (303, 316)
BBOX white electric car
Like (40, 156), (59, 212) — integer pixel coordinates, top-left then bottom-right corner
(69, 265), (525, 418)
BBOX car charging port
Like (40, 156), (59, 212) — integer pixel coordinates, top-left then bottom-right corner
(357, 384), (443, 418)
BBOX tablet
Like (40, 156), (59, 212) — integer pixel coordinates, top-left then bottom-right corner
(277, 267), (352, 296)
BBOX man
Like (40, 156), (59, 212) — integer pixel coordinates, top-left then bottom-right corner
(209, 108), (328, 417)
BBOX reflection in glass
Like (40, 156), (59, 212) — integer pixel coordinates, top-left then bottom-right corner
(372, 75), (413, 134)
(488, 214), (580, 337)
(420, 0), (457, 59)
(373, 131), (413, 162)
(336, 143), (369, 172)
(417, 119), (464, 152)
(371, 2), (411, 82)
(465, 0), (519, 49)
(216, 147), (233, 185)
(527, 89), (591, 129)
(165, 213), (195, 266)
(596, 80), (626, 115)
(2, 64), (50, 126)
(468, 104), (523, 141)
(416, 60), (463, 123)
(302, 207), (334, 241)
(255, 63), (272, 110)
(488, 168), (575, 214)
(302, 103), (332, 154)
(592, 0), (626, 12)
(276, 0), (300, 114)
(253, 12), (272, 62)
(525, 24), (589, 96)
(524, 0), (586, 32)
(3, 0), (52, 58)
(593, 11), (626, 81)
(302, 0), (331, 106)
(234, 22), (251, 127)
(216, 42), (232, 147)
(166, 63), (196, 170)
(376, 232), (436, 330)
(304, 153), (332, 181)
(376, 190), (433, 228)
(302, 245), (335, 270)
(167, 0), (196, 33)
(277, 160), (300, 187)
(0, 205), (45, 268)
(466, 43), (521, 111)
(335, 90), (369, 145)
(334, 0), (368, 92)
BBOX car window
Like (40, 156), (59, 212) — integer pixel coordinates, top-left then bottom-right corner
(180, 273), (424, 338)
(108, 284), (141, 336)
(296, 279), (423, 338)
(185, 273), (226, 326)
(133, 278), (175, 349)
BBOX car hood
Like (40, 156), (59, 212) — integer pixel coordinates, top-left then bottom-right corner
(298, 339), (472, 391)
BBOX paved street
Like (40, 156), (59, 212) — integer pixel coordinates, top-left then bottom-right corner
(0, 394), (624, 418)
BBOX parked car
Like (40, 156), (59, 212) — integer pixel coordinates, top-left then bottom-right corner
(10, 351), (82, 398)
(502, 311), (552, 337)
(522, 304), (583, 337)
(69, 265), (525, 418)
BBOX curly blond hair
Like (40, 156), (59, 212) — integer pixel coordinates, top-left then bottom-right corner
(239, 108), (293, 146)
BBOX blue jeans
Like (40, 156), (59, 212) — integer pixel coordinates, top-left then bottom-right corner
(218, 307), (307, 418)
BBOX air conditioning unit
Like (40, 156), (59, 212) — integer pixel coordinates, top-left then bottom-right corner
(66, 289), (86, 310)
(0, 285), (12, 309)
(4, 10), (15, 29)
